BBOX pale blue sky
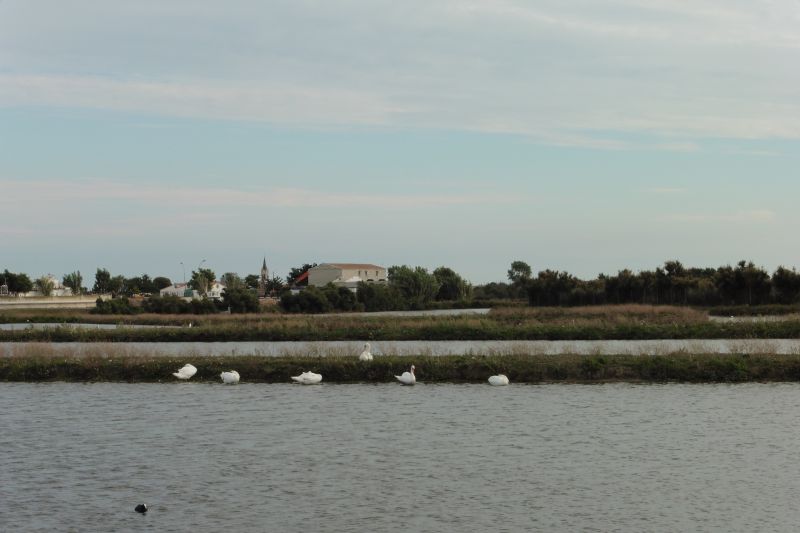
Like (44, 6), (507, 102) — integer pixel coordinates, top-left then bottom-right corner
(1, 0), (799, 284)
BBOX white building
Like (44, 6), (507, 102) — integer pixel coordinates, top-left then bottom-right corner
(159, 281), (226, 300)
(307, 263), (387, 290)
(160, 283), (199, 300)
(22, 274), (74, 297)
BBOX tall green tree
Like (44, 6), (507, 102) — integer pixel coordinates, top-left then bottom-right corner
(62, 271), (83, 295)
(189, 268), (216, 296)
(266, 275), (285, 295)
(507, 261), (532, 284)
(433, 266), (471, 301)
(93, 268), (112, 294)
(388, 265), (440, 309)
(772, 266), (800, 304)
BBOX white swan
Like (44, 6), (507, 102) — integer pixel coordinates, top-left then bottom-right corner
(220, 370), (240, 384)
(395, 365), (416, 386)
(488, 374), (510, 386)
(359, 342), (373, 361)
(172, 363), (197, 380)
(291, 371), (323, 385)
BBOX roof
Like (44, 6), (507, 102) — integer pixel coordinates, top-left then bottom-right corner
(316, 263), (386, 270)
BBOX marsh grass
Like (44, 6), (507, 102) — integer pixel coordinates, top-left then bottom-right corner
(4, 350), (800, 383)
(3, 304), (800, 342)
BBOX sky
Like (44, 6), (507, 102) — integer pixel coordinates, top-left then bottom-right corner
(1, 0), (799, 285)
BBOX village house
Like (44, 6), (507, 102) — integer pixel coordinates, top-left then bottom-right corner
(21, 274), (73, 297)
(159, 280), (226, 301)
(307, 263), (387, 291)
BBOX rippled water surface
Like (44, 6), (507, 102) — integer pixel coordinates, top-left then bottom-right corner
(3, 383), (800, 532)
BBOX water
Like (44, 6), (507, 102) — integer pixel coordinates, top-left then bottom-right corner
(2, 383), (800, 532)
(0, 323), (173, 331)
(4, 338), (800, 358)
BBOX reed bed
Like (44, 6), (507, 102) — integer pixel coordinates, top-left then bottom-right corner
(4, 318), (800, 342)
(3, 351), (800, 383)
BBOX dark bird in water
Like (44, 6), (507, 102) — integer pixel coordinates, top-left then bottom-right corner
(135, 504), (148, 514)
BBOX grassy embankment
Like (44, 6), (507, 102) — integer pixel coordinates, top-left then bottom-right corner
(2, 350), (799, 383)
(3, 305), (800, 341)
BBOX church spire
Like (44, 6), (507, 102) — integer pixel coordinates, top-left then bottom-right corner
(259, 257), (269, 298)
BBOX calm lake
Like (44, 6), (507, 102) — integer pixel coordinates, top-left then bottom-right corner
(2, 382), (800, 532)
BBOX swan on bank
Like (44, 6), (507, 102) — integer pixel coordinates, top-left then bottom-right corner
(488, 374), (510, 386)
(220, 370), (240, 384)
(359, 343), (373, 361)
(291, 371), (323, 385)
(172, 363), (197, 380)
(395, 365), (416, 386)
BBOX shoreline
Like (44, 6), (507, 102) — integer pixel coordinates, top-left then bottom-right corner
(3, 353), (799, 383)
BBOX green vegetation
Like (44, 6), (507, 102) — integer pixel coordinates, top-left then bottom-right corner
(4, 305), (800, 342)
(3, 352), (800, 383)
(34, 276), (55, 297)
(1, 269), (33, 294)
(519, 259), (800, 307)
(61, 271), (84, 295)
(708, 304), (800, 317)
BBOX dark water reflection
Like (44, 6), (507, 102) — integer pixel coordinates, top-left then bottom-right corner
(2, 383), (800, 532)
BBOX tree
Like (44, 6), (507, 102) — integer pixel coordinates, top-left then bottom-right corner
(93, 268), (112, 294)
(527, 270), (577, 306)
(280, 286), (332, 313)
(473, 282), (512, 300)
(153, 277), (172, 291)
(221, 287), (259, 313)
(189, 268), (216, 296)
(244, 274), (260, 290)
(266, 275), (285, 295)
(507, 261), (532, 284)
(123, 274), (156, 296)
(35, 276), (55, 296)
(737, 260), (770, 305)
(356, 282), (406, 311)
(286, 263), (317, 285)
(388, 265), (440, 309)
(221, 272), (244, 291)
(433, 266), (471, 301)
(772, 266), (800, 304)
(62, 271), (83, 295)
(109, 275), (126, 296)
(2, 270), (33, 294)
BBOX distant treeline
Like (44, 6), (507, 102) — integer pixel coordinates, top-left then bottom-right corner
(490, 260), (800, 307)
(7, 260), (800, 313)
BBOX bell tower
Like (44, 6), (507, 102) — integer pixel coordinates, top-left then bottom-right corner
(258, 257), (269, 297)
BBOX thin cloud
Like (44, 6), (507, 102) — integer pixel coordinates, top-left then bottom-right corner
(664, 210), (777, 223)
(2, 1), (800, 146)
(0, 179), (521, 210)
(647, 187), (687, 195)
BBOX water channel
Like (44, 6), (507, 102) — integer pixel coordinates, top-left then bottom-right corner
(2, 382), (799, 532)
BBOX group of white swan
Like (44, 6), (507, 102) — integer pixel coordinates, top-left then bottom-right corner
(171, 344), (510, 386)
